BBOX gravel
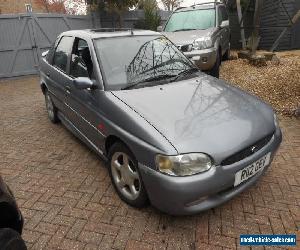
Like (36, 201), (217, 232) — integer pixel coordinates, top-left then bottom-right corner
(220, 51), (300, 117)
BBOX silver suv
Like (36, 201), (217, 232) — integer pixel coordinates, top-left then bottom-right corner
(158, 2), (230, 78)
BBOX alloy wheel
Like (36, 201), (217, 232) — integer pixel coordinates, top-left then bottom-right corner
(111, 152), (141, 200)
(45, 93), (54, 120)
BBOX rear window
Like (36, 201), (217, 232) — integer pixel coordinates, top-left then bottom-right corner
(52, 36), (73, 72)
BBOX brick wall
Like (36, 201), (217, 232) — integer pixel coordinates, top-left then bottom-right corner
(0, 0), (47, 14)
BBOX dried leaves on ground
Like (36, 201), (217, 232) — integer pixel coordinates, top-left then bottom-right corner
(220, 51), (300, 117)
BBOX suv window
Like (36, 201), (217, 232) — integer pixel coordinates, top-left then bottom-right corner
(52, 36), (73, 72)
(218, 6), (228, 25)
(70, 38), (94, 79)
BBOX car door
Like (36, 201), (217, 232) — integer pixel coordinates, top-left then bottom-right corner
(46, 36), (74, 117)
(66, 37), (106, 152)
(219, 6), (230, 53)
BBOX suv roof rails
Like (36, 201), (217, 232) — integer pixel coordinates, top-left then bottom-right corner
(90, 28), (134, 33)
(191, 1), (222, 7)
(174, 1), (222, 11)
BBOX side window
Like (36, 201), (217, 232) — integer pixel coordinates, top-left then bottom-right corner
(52, 36), (73, 72)
(70, 38), (94, 79)
(46, 37), (60, 63)
(218, 6), (228, 24)
(218, 7), (223, 25)
(221, 7), (228, 21)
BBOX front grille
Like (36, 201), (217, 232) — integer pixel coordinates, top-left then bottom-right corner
(221, 133), (274, 166)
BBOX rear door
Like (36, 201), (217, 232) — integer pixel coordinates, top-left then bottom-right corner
(46, 36), (74, 116)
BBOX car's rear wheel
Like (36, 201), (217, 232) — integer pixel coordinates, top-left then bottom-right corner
(45, 90), (59, 123)
(108, 143), (148, 208)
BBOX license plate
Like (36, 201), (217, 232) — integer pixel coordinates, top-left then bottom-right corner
(234, 152), (271, 187)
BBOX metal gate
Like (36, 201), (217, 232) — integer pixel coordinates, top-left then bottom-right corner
(0, 13), (93, 78)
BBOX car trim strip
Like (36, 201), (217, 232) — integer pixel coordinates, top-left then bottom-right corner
(57, 111), (106, 157)
(64, 102), (107, 138)
(46, 89), (106, 138)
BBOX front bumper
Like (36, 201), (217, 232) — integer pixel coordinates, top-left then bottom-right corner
(139, 127), (282, 215)
(184, 47), (217, 71)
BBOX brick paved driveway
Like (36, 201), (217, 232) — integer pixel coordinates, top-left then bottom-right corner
(0, 76), (299, 250)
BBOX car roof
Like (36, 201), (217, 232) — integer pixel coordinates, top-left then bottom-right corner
(60, 29), (160, 40)
(174, 1), (223, 12)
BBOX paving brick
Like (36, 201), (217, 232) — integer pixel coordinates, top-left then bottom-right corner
(0, 76), (299, 250)
(58, 238), (85, 250)
(84, 222), (120, 236)
(78, 230), (104, 245)
(47, 225), (69, 248)
(98, 234), (115, 250)
(125, 240), (153, 250)
(66, 219), (87, 240)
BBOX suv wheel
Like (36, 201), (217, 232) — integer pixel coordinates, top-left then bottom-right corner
(223, 43), (230, 61)
(45, 91), (59, 123)
(108, 143), (148, 208)
(210, 50), (221, 78)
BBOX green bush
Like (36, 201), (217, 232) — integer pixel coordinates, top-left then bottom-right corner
(134, 0), (161, 31)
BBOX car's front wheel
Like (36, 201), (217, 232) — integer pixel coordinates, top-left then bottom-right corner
(223, 43), (230, 61)
(45, 90), (59, 123)
(108, 143), (148, 208)
(209, 50), (221, 78)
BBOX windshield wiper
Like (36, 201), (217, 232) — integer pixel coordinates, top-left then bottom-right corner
(173, 28), (197, 32)
(122, 75), (176, 90)
(171, 68), (199, 82)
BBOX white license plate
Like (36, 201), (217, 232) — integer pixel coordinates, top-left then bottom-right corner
(234, 152), (271, 187)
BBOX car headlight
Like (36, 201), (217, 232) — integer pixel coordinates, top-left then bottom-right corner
(156, 153), (213, 176)
(192, 37), (213, 50)
(274, 113), (279, 127)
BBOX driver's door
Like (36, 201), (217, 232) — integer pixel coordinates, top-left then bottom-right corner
(218, 6), (230, 53)
(66, 38), (105, 151)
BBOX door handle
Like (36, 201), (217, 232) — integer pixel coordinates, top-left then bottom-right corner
(65, 86), (71, 94)
(46, 73), (50, 77)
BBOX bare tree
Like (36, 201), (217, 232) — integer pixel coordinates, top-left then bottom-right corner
(36, 0), (85, 14)
(161, 0), (182, 11)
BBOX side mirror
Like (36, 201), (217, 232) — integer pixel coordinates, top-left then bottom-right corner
(157, 26), (163, 32)
(73, 77), (96, 90)
(42, 50), (49, 57)
(220, 20), (229, 28)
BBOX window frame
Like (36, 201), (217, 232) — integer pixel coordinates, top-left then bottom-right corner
(69, 37), (93, 79)
(52, 35), (74, 75)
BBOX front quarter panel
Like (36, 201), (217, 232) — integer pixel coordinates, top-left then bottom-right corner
(94, 91), (178, 169)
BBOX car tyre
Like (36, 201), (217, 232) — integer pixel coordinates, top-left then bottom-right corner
(45, 90), (59, 123)
(108, 142), (148, 208)
(223, 43), (230, 61)
(0, 228), (27, 250)
(210, 50), (221, 78)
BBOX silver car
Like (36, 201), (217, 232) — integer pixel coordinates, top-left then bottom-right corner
(40, 29), (282, 215)
(159, 2), (230, 78)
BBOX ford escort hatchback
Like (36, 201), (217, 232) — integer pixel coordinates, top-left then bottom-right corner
(39, 29), (282, 215)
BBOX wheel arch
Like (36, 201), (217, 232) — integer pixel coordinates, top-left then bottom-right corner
(105, 135), (131, 157)
(40, 82), (47, 95)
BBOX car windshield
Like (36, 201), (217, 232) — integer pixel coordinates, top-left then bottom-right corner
(94, 35), (196, 90)
(164, 8), (216, 32)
